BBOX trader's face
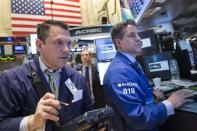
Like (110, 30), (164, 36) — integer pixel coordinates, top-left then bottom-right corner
(81, 50), (91, 66)
(37, 26), (71, 70)
(117, 24), (141, 57)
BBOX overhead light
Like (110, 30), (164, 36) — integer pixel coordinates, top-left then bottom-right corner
(192, 37), (196, 41)
(144, 7), (161, 17)
(154, 0), (166, 4)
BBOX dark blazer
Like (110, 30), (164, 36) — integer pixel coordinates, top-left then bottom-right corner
(0, 57), (93, 131)
(81, 63), (106, 108)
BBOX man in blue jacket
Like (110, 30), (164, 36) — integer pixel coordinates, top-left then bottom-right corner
(0, 20), (93, 131)
(103, 19), (192, 131)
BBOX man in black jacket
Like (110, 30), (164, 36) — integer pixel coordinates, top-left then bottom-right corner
(81, 49), (106, 109)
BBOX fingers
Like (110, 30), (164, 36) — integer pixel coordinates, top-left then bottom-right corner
(36, 92), (70, 121)
(29, 92), (69, 130)
(38, 110), (60, 121)
(43, 105), (59, 116)
(173, 89), (186, 94)
(174, 89), (195, 99)
(184, 92), (195, 98)
(173, 89), (190, 97)
(168, 89), (195, 108)
(41, 92), (56, 100)
(185, 99), (194, 103)
(39, 98), (61, 110)
(36, 101), (60, 121)
(35, 93), (61, 122)
(153, 90), (165, 100)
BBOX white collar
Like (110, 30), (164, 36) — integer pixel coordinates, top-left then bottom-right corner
(121, 51), (136, 63)
(39, 57), (61, 73)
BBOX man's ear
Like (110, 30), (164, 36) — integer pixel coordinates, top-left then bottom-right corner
(115, 39), (121, 48)
(36, 39), (42, 52)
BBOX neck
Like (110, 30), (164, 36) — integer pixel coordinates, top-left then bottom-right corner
(40, 56), (59, 71)
(83, 63), (91, 67)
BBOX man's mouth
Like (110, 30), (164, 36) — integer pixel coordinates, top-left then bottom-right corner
(60, 56), (69, 59)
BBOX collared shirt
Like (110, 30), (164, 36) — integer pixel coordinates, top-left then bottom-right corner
(39, 57), (61, 89)
(121, 51), (136, 63)
(20, 57), (62, 131)
(121, 51), (174, 116)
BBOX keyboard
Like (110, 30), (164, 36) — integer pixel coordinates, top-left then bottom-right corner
(184, 90), (197, 101)
(164, 87), (197, 101)
(163, 86), (184, 94)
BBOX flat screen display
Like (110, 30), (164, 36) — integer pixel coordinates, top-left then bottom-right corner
(78, 40), (94, 47)
(13, 45), (27, 54)
(138, 30), (159, 56)
(128, 0), (152, 23)
(4, 45), (13, 55)
(95, 37), (116, 62)
(97, 62), (111, 85)
(142, 51), (173, 80)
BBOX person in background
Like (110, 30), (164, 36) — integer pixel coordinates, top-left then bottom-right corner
(73, 53), (82, 72)
(0, 20), (93, 131)
(103, 19), (193, 131)
(80, 49), (106, 109)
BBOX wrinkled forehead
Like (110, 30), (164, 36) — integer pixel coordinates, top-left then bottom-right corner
(81, 51), (90, 56)
(123, 24), (138, 33)
(47, 26), (70, 41)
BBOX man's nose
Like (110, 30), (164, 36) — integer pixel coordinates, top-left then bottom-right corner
(136, 34), (141, 41)
(62, 44), (70, 53)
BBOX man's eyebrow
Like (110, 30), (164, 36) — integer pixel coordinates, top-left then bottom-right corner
(128, 32), (139, 36)
(129, 32), (137, 34)
(54, 38), (71, 43)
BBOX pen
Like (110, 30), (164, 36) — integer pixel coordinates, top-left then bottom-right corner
(60, 101), (69, 106)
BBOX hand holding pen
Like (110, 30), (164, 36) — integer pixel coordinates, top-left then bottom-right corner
(27, 93), (69, 131)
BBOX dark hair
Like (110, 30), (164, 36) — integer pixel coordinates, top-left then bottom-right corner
(37, 20), (69, 42)
(75, 54), (82, 64)
(111, 19), (137, 49)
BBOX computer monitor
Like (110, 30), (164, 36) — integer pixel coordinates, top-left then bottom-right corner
(78, 40), (94, 47)
(128, 0), (152, 23)
(13, 45), (27, 54)
(95, 37), (116, 62)
(138, 30), (159, 56)
(141, 51), (174, 80)
(97, 62), (111, 85)
(174, 50), (192, 79)
(4, 45), (13, 55)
